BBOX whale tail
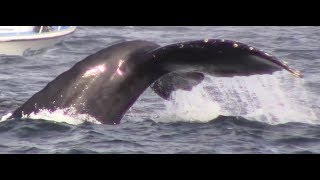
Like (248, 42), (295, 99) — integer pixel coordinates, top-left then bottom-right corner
(10, 39), (302, 124)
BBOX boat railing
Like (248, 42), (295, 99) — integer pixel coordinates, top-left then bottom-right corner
(38, 26), (69, 34)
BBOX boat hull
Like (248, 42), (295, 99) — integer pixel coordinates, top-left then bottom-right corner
(0, 36), (64, 56)
(0, 26), (76, 56)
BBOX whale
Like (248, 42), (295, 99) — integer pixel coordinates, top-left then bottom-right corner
(9, 39), (302, 124)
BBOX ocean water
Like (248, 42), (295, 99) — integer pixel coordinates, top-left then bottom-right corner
(0, 26), (319, 154)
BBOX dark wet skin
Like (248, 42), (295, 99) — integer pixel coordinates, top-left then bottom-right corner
(10, 39), (302, 124)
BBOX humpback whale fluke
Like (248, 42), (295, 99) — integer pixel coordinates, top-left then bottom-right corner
(10, 39), (302, 124)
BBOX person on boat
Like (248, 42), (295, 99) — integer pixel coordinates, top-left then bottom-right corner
(33, 26), (54, 33)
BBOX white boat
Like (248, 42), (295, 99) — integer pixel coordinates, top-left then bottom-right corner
(0, 26), (76, 56)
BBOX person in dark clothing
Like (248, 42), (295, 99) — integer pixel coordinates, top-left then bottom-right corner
(34, 26), (54, 33)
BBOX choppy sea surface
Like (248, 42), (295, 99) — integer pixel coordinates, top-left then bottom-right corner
(0, 26), (319, 154)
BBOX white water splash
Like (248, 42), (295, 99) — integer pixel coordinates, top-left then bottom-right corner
(146, 71), (319, 125)
(155, 83), (221, 123)
(0, 113), (12, 122)
(200, 72), (319, 125)
(18, 108), (101, 125)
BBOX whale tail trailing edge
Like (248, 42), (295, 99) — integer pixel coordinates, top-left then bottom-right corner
(10, 39), (302, 124)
